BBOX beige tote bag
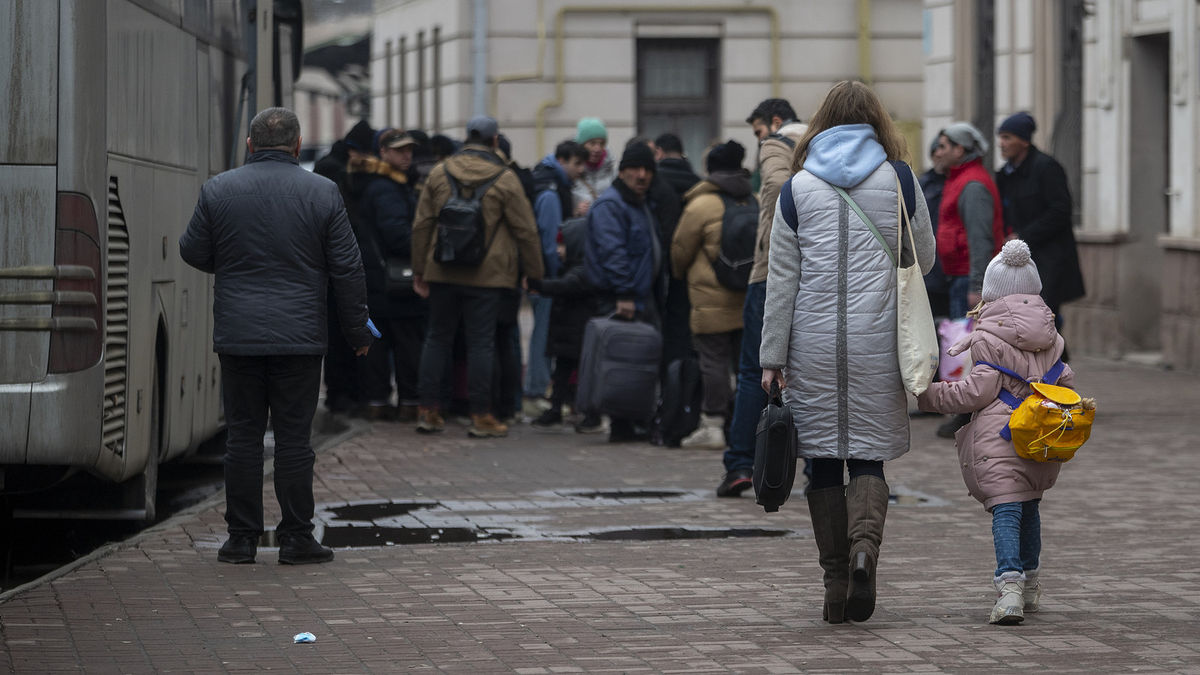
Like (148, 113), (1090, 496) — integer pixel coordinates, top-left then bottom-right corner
(830, 178), (939, 394)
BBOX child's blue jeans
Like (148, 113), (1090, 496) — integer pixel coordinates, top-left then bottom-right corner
(991, 499), (1041, 576)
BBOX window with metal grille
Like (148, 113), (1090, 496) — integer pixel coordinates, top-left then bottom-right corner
(636, 38), (720, 161)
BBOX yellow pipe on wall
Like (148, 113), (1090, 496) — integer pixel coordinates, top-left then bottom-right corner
(490, 0), (547, 116)
(858, 0), (873, 85)
(532, 4), (782, 156)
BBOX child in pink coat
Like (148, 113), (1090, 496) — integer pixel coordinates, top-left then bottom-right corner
(917, 239), (1075, 625)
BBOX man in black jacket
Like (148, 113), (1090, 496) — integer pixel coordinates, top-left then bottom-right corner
(348, 129), (424, 421)
(920, 137), (950, 318)
(651, 133), (701, 369)
(994, 112), (1086, 323)
(180, 107), (372, 566)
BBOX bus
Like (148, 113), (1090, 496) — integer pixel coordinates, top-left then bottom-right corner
(0, 0), (301, 519)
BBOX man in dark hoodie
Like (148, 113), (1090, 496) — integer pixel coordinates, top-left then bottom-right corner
(652, 133), (702, 369)
(524, 140), (589, 407)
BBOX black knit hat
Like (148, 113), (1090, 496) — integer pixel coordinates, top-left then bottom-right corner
(706, 139), (746, 173)
(618, 143), (656, 172)
(343, 120), (375, 152)
(998, 111), (1036, 142)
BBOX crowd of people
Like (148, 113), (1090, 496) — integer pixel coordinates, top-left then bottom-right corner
(184, 80), (1088, 627)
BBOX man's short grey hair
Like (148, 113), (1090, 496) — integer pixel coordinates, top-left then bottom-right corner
(250, 107), (301, 149)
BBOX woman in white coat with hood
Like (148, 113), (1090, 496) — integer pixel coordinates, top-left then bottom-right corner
(760, 81), (936, 623)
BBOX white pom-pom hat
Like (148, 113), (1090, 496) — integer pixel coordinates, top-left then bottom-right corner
(981, 239), (1042, 302)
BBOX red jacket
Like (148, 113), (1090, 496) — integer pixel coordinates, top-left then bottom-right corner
(937, 159), (1004, 276)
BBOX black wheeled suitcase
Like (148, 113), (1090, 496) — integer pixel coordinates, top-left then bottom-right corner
(576, 315), (662, 421)
(753, 383), (798, 512)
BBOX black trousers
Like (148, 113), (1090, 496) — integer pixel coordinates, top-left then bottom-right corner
(363, 314), (427, 406)
(549, 356), (579, 410)
(418, 283), (502, 414)
(323, 292), (363, 411)
(493, 290), (522, 418)
(661, 277), (693, 369)
(219, 353), (323, 538)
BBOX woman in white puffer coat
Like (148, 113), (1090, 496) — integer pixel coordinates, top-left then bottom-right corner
(760, 81), (936, 624)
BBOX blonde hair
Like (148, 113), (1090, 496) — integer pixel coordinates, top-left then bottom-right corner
(790, 81), (907, 173)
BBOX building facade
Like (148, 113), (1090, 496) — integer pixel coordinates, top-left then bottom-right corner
(924, 0), (1200, 371)
(371, 0), (925, 167)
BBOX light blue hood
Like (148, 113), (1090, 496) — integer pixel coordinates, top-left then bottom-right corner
(802, 123), (886, 188)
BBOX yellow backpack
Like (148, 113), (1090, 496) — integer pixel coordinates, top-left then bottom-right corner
(976, 360), (1096, 462)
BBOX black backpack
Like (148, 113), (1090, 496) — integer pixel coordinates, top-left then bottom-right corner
(434, 168), (505, 267)
(753, 382), (798, 513)
(711, 193), (759, 290)
(657, 357), (702, 447)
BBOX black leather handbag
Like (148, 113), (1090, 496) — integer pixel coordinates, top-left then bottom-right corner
(753, 382), (798, 513)
(384, 257), (416, 297)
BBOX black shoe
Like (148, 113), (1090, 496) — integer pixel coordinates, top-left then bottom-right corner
(936, 413), (971, 439)
(217, 535), (258, 564)
(278, 534), (334, 565)
(716, 468), (755, 498)
(531, 408), (563, 428)
(574, 414), (605, 434)
(362, 404), (397, 421)
(608, 420), (649, 443)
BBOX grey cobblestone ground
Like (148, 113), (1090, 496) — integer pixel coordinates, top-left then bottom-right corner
(2, 355), (1199, 673)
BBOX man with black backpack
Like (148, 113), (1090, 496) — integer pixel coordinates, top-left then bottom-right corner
(719, 99), (808, 497)
(410, 116), (544, 438)
(670, 140), (756, 449)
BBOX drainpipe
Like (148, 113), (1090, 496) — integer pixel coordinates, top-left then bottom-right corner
(472, 0), (488, 118)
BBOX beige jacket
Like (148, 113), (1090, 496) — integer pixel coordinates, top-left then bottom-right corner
(749, 121), (807, 284)
(411, 145), (544, 288)
(671, 179), (748, 335)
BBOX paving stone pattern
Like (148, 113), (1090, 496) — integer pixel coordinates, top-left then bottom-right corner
(2, 356), (1199, 672)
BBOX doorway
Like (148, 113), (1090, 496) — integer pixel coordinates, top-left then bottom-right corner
(1123, 33), (1169, 351)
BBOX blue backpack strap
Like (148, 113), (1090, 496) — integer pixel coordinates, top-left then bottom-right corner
(976, 359), (1070, 443)
(887, 160), (917, 220)
(974, 360), (1028, 384)
(1042, 359), (1065, 385)
(779, 175), (799, 233)
(974, 360), (1026, 442)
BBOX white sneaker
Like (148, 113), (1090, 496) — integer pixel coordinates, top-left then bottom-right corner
(1024, 568), (1041, 613)
(989, 571), (1025, 625)
(680, 414), (725, 449)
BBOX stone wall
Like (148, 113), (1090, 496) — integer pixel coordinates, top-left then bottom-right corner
(1063, 237), (1122, 359)
(1161, 244), (1200, 371)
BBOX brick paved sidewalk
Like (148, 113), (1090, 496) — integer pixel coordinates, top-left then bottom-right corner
(2, 356), (1199, 673)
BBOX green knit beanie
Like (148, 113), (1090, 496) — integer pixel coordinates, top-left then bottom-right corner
(575, 117), (608, 144)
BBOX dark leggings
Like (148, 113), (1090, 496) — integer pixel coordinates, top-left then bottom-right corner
(809, 458), (885, 491)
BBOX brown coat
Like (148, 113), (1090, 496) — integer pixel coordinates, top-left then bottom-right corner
(749, 121), (807, 284)
(671, 180), (746, 335)
(411, 145), (544, 288)
(917, 294), (1072, 511)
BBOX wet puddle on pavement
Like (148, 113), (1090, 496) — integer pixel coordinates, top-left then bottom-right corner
(305, 489), (800, 548)
(243, 487), (944, 550)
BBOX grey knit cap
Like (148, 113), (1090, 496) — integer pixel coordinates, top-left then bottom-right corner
(982, 239), (1042, 302)
(941, 122), (989, 160)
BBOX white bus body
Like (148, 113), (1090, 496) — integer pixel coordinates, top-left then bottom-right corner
(0, 0), (297, 518)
